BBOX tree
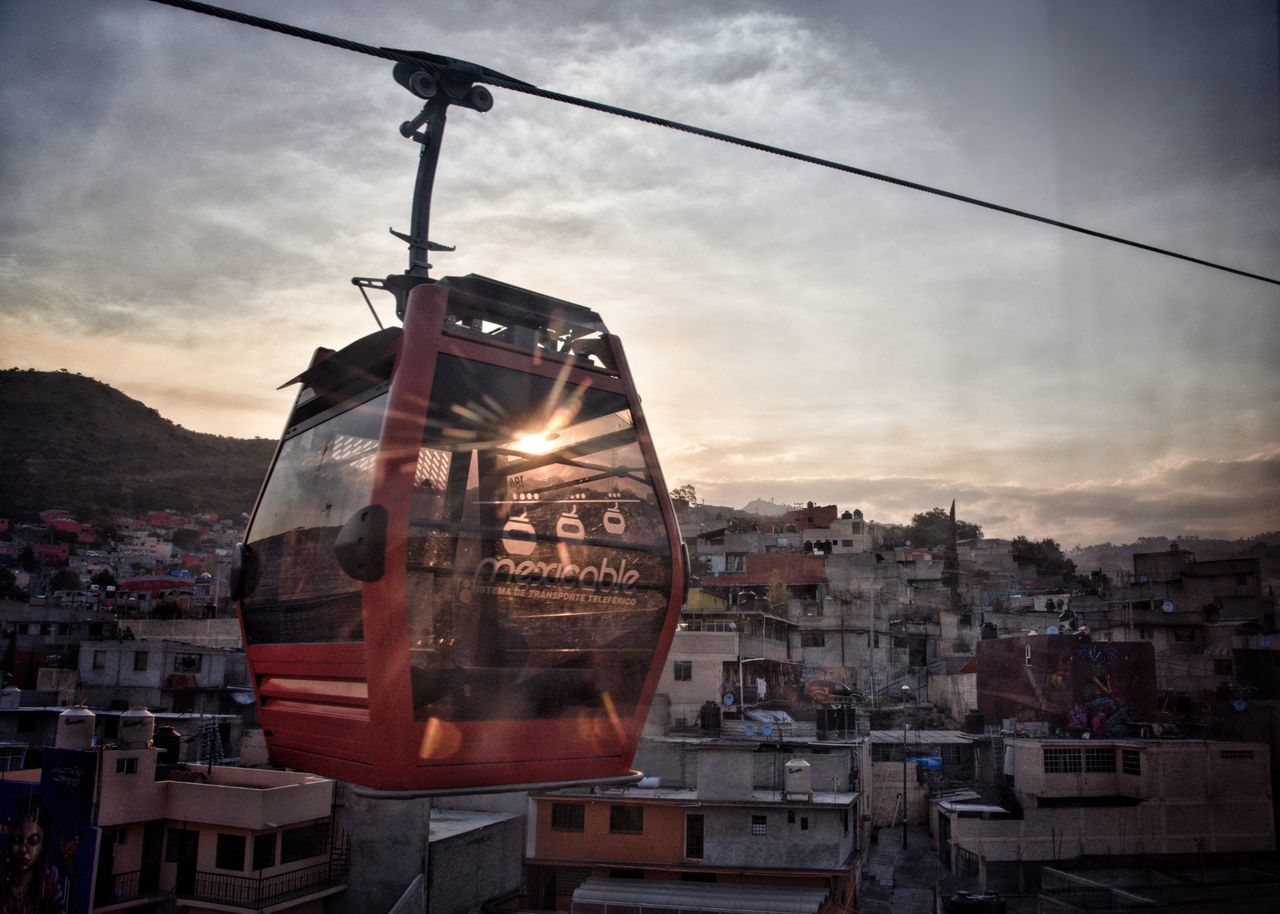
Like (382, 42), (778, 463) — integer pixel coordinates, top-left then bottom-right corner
(48, 569), (82, 593)
(905, 507), (983, 548)
(1010, 536), (1077, 581)
(153, 600), (185, 620)
(18, 547), (37, 573)
(767, 569), (788, 610)
(0, 569), (26, 602)
(670, 484), (698, 511)
(90, 569), (117, 589)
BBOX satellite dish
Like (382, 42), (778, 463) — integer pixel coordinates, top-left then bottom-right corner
(1046, 625), (1060, 635)
(1162, 601), (1175, 614)
(723, 693), (735, 707)
(1233, 699), (1247, 712)
(762, 724), (774, 737)
(744, 724), (757, 737)
(1263, 637), (1272, 648)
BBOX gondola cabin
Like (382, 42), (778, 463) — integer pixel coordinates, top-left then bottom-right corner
(235, 275), (685, 790)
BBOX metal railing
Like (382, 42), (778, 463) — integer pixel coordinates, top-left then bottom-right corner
(95, 862), (346, 911)
(182, 858), (348, 910)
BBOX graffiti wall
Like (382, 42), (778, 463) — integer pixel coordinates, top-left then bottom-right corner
(977, 635), (1156, 736)
(0, 748), (97, 914)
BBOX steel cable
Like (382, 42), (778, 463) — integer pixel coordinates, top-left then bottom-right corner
(143, 0), (1279, 287)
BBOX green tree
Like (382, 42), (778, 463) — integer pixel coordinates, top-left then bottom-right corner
(153, 599), (185, 620)
(670, 484), (698, 511)
(18, 547), (37, 573)
(0, 569), (26, 601)
(90, 569), (117, 589)
(1010, 536), (1077, 581)
(767, 569), (788, 610)
(905, 507), (983, 547)
(48, 569), (82, 592)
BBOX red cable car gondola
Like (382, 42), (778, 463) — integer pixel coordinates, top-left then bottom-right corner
(231, 56), (685, 790)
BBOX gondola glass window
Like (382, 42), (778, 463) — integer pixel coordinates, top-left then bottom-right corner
(241, 391), (388, 644)
(406, 354), (671, 722)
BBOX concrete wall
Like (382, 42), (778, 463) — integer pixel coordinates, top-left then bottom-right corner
(871, 759), (928, 826)
(930, 671), (977, 721)
(695, 747), (754, 801)
(427, 811), (524, 914)
(700, 803), (854, 870)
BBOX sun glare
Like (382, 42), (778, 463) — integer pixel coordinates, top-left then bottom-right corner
(511, 430), (561, 455)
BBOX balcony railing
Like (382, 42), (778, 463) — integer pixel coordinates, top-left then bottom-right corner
(95, 859), (347, 912)
(187, 858), (349, 910)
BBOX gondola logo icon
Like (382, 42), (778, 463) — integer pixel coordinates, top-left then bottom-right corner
(556, 505), (586, 543)
(502, 509), (537, 556)
(602, 502), (626, 536)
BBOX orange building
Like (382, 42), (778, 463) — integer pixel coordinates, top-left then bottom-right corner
(526, 743), (864, 913)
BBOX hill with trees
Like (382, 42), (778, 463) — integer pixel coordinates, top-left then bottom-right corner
(0, 368), (275, 520)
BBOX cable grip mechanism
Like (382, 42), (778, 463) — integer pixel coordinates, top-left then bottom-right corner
(353, 54), (501, 320)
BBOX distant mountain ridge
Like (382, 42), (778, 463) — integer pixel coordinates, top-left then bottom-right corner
(0, 369), (275, 521)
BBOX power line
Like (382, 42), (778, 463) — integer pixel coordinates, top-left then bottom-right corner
(144, 0), (1278, 287)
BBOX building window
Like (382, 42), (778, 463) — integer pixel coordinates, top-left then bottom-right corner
(750, 815), (767, 836)
(133, 651), (149, 672)
(1137, 627), (1153, 639)
(104, 827), (127, 846)
(115, 757), (137, 775)
(609, 805), (643, 834)
(787, 810), (795, 824)
(800, 816), (809, 831)
(215, 834), (246, 871)
(280, 821), (329, 864)
(173, 653), (202, 673)
(726, 554), (746, 573)
(92, 650), (107, 671)
(673, 660), (692, 682)
(1220, 749), (1254, 759)
(841, 539), (853, 547)
(685, 814), (704, 860)
(551, 803), (585, 832)
(842, 810), (849, 834)
(1084, 748), (1116, 773)
(1122, 749), (1141, 776)
(1214, 659), (1234, 676)
(800, 631), (826, 648)
(1173, 629), (1195, 643)
(253, 833), (276, 871)
(1043, 748), (1082, 774)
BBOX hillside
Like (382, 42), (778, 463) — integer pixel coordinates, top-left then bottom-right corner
(1070, 533), (1280, 587)
(0, 369), (276, 520)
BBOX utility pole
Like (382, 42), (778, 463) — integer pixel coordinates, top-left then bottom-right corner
(901, 683), (912, 849)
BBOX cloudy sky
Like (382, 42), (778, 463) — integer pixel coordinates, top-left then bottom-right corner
(1, 0), (1277, 546)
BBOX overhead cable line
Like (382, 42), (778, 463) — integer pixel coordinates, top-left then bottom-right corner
(145, 0), (1279, 288)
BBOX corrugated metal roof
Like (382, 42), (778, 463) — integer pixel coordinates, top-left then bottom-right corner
(572, 877), (829, 913)
(867, 729), (975, 744)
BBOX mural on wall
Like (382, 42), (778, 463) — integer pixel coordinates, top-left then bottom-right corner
(0, 749), (97, 914)
(977, 635), (1157, 736)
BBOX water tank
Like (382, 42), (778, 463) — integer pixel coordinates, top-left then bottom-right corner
(963, 710), (985, 734)
(0, 686), (21, 710)
(784, 758), (812, 796)
(119, 707), (155, 749)
(56, 706), (96, 750)
(153, 726), (181, 764)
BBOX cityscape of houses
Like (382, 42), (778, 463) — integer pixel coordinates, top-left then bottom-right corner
(0, 497), (1276, 913)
